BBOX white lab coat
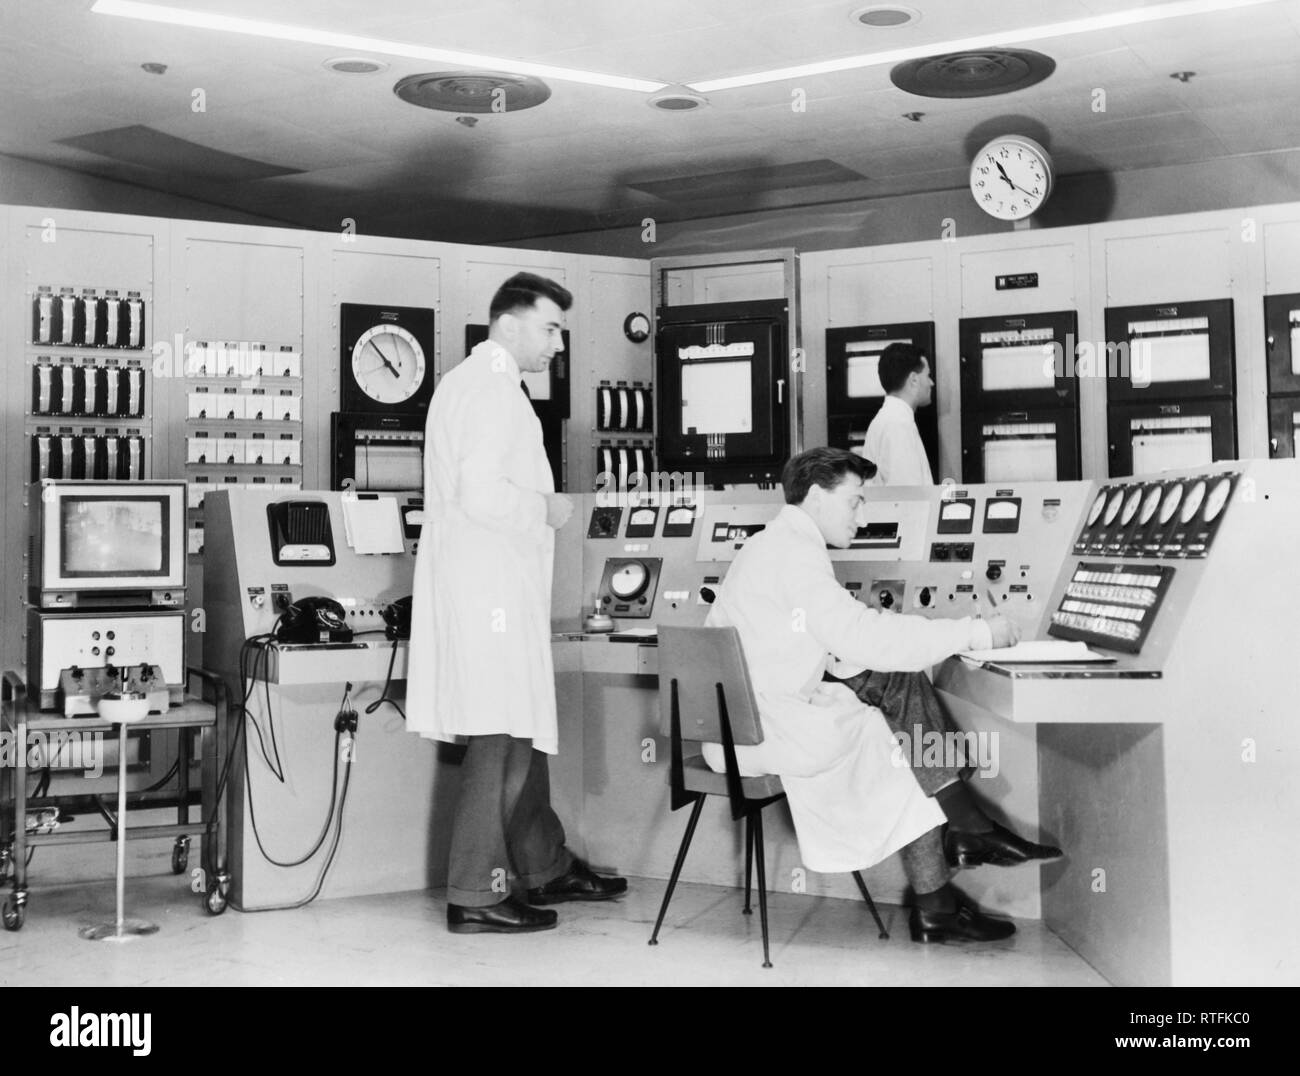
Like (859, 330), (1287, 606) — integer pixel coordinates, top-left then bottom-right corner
(859, 395), (932, 486)
(405, 340), (559, 753)
(703, 505), (990, 873)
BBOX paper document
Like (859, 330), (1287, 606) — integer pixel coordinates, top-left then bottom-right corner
(341, 492), (405, 555)
(962, 640), (1114, 664)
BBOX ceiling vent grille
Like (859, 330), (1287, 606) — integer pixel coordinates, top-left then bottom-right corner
(890, 49), (1055, 98)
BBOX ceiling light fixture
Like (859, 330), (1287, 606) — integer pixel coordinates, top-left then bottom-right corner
(689, 0), (1280, 92)
(91, 0), (668, 93)
(324, 57), (388, 75)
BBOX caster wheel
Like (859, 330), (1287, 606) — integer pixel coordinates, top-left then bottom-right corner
(3, 894), (25, 931)
(205, 883), (227, 916)
(171, 839), (190, 875)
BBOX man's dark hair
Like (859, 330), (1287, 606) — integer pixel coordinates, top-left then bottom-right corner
(878, 342), (927, 394)
(782, 447), (876, 505)
(489, 272), (573, 322)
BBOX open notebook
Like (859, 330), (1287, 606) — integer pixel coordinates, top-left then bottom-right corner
(961, 640), (1115, 664)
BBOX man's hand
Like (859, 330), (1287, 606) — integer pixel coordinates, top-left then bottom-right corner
(544, 493), (574, 529)
(986, 615), (1021, 648)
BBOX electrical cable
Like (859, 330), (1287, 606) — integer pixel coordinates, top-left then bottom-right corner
(363, 637), (406, 720)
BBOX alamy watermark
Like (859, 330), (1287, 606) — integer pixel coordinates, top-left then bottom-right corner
(1044, 334), (1153, 387)
(890, 728), (999, 779)
(594, 470), (706, 508)
(1, 729), (105, 778)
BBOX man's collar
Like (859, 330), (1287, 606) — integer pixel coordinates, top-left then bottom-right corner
(474, 338), (520, 380)
(781, 503), (826, 545)
(883, 393), (915, 415)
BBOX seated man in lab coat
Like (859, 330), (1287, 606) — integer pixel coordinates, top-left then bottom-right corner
(703, 447), (1053, 942)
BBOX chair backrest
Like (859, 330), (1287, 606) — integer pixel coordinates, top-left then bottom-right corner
(657, 626), (764, 746)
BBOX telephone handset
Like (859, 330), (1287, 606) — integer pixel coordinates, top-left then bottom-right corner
(276, 596), (354, 644)
(382, 596), (413, 641)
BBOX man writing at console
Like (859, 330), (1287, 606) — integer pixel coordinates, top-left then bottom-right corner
(703, 448), (1060, 942)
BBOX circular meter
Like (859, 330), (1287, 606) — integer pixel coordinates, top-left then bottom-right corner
(609, 562), (649, 601)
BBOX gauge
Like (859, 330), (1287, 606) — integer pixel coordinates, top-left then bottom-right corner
(609, 562), (649, 600)
(1103, 488), (1125, 526)
(1120, 487), (1142, 526)
(1179, 479), (1207, 524)
(1086, 491), (1107, 526)
(629, 508), (656, 527)
(1139, 485), (1162, 525)
(667, 506), (693, 526)
(1203, 476), (1233, 522)
(1158, 482), (1184, 525)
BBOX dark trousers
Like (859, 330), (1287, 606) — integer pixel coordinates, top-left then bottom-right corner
(827, 668), (966, 795)
(446, 734), (573, 908)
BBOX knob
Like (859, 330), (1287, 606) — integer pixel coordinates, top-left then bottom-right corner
(986, 564), (1002, 581)
(878, 590), (894, 610)
(919, 587), (931, 607)
(105, 649), (115, 659)
(699, 586), (716, 604)
(92, 631), (101, 640)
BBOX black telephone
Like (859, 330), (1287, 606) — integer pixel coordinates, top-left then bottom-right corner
(381, 596), (413, 641)
(276, 596), (353, 644)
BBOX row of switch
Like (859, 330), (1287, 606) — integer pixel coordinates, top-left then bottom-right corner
(31, 435), (144, 481)
(31, 363), (145, 417)
(32, 292), (146, 349)
(188, 392), (302, 422)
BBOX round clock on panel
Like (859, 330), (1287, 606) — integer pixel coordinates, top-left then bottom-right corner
(340, 303), (437, 414)
(970, 135), (1054, 221)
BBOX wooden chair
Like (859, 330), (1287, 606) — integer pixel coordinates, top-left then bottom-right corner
(647, 625), (888, 968)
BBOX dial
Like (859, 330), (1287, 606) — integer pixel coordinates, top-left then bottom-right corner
(1139, 485), (1162, 525)
(1158, 482), (1184, 525)
(667, 506), (694, 526)
(1179, 479), (1207, 524)
(1120, 487), (1143, 526)
(1102, 489), (1125, 526)
(1086, 491), (1107, 526)
(970, 136), (1054, 221)
(1203, 476), (1233, 522)
(351, 325), (426, 405)
(610, 562), (649, 600)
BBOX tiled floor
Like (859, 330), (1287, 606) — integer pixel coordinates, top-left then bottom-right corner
(1, 834), (1107, 987)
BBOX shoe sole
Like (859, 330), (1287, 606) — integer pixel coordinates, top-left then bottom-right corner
(447, 920), (558, 934)
(910, 927), (1016, 944)
(949, 851), (1064, 869)
(527, 889), (628, 906)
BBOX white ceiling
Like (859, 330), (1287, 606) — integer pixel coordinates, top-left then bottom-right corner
(2, 0), (1299, 243)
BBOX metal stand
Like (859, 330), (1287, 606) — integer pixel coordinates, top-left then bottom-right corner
(79, 724), (158, 943)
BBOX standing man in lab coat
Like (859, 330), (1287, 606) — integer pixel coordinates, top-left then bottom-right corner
(705, 448), (1051, 942)
(856, 342), (935, 486)
(407, 272), (626, 934)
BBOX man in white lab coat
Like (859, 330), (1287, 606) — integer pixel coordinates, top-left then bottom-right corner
(406, 272), (625, 934)
(856, 342), (935, 486)
(704, 447), (1047, 941)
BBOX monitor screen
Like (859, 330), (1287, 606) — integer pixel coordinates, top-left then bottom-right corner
(681, 360), (753, 435)
(61, 496), (168, 576)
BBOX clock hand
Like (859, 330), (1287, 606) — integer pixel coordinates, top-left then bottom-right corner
(367, 338), (402, 378)
(994, 161), (1017, 190)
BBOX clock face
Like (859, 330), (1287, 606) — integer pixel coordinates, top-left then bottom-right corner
(339, 303), (437, 414)
(351, 325), (426, 405)
(970, 137), (1053, 221)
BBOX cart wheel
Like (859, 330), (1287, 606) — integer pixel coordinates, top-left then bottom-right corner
(171, 837), (190, 875)
(205, 882), (227, 916)
(2, 893), (25, 931)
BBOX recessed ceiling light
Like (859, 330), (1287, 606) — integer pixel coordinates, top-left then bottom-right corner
(689, 0), (1281, 92)
(324, 57), (388, 75)
(851, 5), (921, 28)
(648, 87), (709, 112)
(140, 62), (167, 75)
(91, 0), (667, 93)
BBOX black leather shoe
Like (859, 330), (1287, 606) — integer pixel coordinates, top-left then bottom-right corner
(447, 895), (558, 934)
(909, 891), (1016, 944)
(526, 860), (628, 905)
(943, 822), (1063, 869)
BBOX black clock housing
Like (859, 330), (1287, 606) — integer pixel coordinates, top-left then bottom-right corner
(340, 303), (437, 415)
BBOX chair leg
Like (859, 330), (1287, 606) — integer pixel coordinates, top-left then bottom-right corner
(648, 795), (706, 947)
(743, 814), (754, 915)
(851, 870), (890, 940)
(751, 809), (773, 968)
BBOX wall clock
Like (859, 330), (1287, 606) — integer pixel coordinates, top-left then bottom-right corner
(340, 303), (436, 414)
(970, 135), (1054, 222)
